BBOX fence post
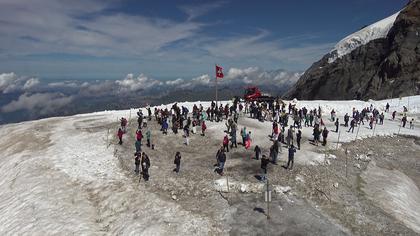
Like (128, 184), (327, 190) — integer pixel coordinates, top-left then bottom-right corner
(336, 130), (341, 150)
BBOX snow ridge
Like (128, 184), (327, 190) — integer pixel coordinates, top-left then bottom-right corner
(328, 11), (400, 63)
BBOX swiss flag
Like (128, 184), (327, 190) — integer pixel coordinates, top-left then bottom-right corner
(216, 65), (224, 79)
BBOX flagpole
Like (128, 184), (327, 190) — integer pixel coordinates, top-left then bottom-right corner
(215, 64), (218, 108)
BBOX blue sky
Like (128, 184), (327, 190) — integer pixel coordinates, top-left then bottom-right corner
(0, 0), (407, 80)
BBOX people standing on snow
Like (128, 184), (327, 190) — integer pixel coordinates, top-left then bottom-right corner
(173, 152), (181, 173)
(136, 129), (143, 144)
(215, 148), (226, 175)
(392, 111), (396, 120)
(330, 109), (336, 121)
(117, 128), (124, 145)
(283, 145), (296, 170)
(201, 120), (207, 136)
(141, 152), (150, 181)
(270, 140), (279, 165)
(322, 127), (329, 146)
(146, 129), (151, 147)
(241, 127), (247, 146)
(344, 113), (350, 127)
(162, 118), (168, 135)
(402, 115), (407, 128)
(135, 139), (141, 153)
(286, 126), (293, 147)
(254, 145), (261, 160)
(261, 155), (269, 181)
(223, 134), (229, 152)
(296, 129), (302, 150)
(134, 152), (141, 175)
(385, 103), (390, 112)
(313, 125), (321, 146)
(348, 119), (355, 133)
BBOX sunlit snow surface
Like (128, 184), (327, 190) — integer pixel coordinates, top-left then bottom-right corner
(0, 96), (419, 235)
(328, 11), (400, 63)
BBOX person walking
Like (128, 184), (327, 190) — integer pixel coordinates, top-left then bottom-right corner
(335, 118), (339, 133)
(254, 145), (261, 160)
(141, 152), (150, 181)
(296, 129), (302, 150)
(201, 121), (207, 136)
(134, 152), (141, 175)
(173, 152), (181, 173)
(283, 145), (296, 170)
(322, 127), (329, 146)
(117, 128), (124, 145)
(261, 155), (270, 181)
(223, 135), (229, 152)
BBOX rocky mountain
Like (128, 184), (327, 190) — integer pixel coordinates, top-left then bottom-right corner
(284, 0), (420, 100)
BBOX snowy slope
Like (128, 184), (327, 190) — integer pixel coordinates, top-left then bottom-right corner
(0, 96), (419, 235)
(328, 11), (400, 63)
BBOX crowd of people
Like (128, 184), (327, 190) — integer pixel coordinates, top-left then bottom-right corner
(115, 99), (414, 182)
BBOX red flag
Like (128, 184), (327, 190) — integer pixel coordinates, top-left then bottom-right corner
(216, 65), (224, 79)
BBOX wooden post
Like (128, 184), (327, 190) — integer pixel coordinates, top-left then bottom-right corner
(372, 122), (377, 136)
(336, 130), (341, 150)
(355, 123), (361, 140)
(345, 148), (348, 180)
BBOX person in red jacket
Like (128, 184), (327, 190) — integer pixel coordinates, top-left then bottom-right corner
(201, 121), (207, 136)
(223, 134), (229, 152)
(136, 129), (143, 143)
(117, 128), (124, 145)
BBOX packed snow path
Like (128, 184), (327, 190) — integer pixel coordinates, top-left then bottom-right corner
(0, 95), (419, 235)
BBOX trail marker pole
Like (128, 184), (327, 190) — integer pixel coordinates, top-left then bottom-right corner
(345, 148), (348, 180)
(265, 176), (271, 220)
(355, 123), (361, 140)
(106, 128), (110, 148)
(372, 122), (377, 136)
(336, 130), (341, 150)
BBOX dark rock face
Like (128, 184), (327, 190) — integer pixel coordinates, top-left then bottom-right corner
(284, 0), (420, 100)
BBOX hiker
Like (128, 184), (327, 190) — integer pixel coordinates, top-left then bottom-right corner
(385, 103), (390, 112)
(283, 145), (296, 170)
(322, 127), (329, 146)
(402, 115), (407, 128)
(215, 148), (226, 175)
(348, 119), (355, 133)
(330, 109), (336, 121)
(117, 128), (124, 145)
(134, 152), (141, 175)
(141, 152), (150, 181)
(223, 135), (229, 152)
(241, 127), (247, 146)
(254, 145), (261, 160)
(369, 116), (374, 129)
(162, 119), (168, 135)
(121, 117), (128, 132)
(136, 129), (143, 143)
(201, 120), (207, 136)
(261, 155), (270, 181)
(173, 152), (181, 173)
(146, 129), (151, 147)
(296, 129), (302, 150)
(135, 139), (141, 153)
(230, 122), (238, 148)
(335, 118), (339, 132)
(270, 140), (279, 165)
(313, 125), (321, 146)
(392, 111), (396, 120)
(137, 112), (143, 129)
(245, 131), (252, 149)
(344, 113), (350, 127)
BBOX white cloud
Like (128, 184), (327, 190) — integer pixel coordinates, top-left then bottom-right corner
(115, 74), (162, 92)
(0, 72), (39, 93)
(191, 74), (211, 85)
(23, 78), (40, 90)
(166, 78), (184, 86)
(1, 92), (73, 114)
